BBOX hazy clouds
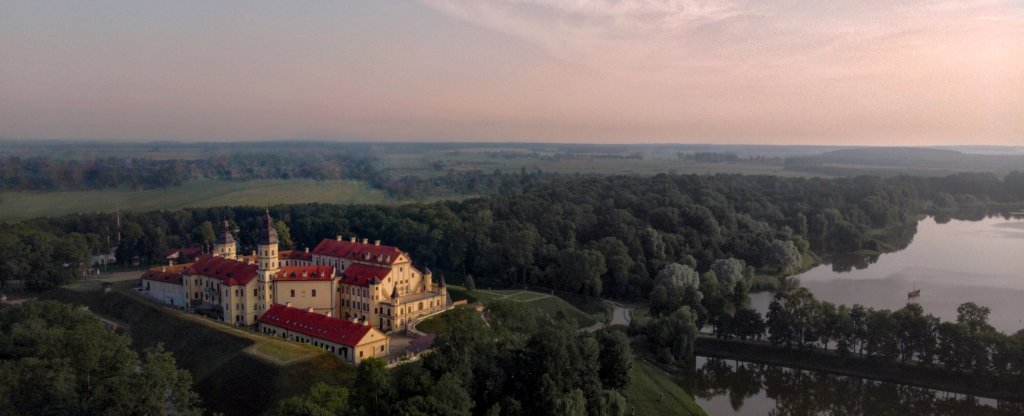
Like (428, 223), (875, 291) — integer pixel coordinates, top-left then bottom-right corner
(1, 0), (1021, 144)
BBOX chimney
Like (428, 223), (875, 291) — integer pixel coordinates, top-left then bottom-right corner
(351, 317), (358, 323)
(336, 235), (342, 241)
(252, 250), (256, 256)
(362, 238), (368, 245)
(326, 311), (332, 317)
(350, 237), (356, 243)
(374, 240), (380, 246)
(304, 247), (309, 253)
(286, 302), (292, 308)
(161, 266), (167, 272)
(307, 307), (314, 313)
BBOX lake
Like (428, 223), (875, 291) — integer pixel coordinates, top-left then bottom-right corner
(690, 356), (1023, 415)
(699, 215), (1024, 415)
(752, 215), (1024, 333)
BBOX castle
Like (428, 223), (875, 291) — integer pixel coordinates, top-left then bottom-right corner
(139, 211), (451, 363)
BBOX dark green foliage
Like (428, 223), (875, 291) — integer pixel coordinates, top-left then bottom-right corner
(9, 172), (1024, 299)
(0, 300), (203, 415)
(755, 289), (1024, 381)
(282, 302), (635, 416)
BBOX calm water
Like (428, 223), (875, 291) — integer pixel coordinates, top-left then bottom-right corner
(752, 215), (1024, 333)
(690, 357), (1024, 415)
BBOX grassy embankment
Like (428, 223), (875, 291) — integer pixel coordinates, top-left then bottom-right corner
(626, 359), (707, 416)
(695, 336), (1024, 402)
(417, 286), (597, 333)
(0, 179), (396, 222)
(39, 283), (356, 416)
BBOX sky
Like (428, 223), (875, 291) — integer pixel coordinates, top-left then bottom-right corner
(0, 1), (1022, 146)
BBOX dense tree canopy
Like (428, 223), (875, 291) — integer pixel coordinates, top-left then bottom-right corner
(6, 172), (1024, 296)
(0, 301), (203, 415)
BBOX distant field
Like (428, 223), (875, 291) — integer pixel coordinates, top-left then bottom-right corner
(626, 359), (708, 416)
(0, 179), (396, 221)
(380, 150), (807, 178)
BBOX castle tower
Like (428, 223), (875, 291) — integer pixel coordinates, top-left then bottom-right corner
(424, 267), (433, 291)
(213, 220), (236, 260)
(257, 209), (279, 312)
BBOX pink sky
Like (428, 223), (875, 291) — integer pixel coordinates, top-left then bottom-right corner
(0, 1), (1021, 145)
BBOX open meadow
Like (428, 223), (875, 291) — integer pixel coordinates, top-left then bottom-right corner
(0, 179), (396, 222)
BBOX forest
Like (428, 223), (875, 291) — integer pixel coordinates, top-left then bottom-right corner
(4, 171), (1024, 294)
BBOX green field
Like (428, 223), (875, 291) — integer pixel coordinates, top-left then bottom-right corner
(626, 359), (707, 416)
(446, 285), (599, 329)
(0, 179), (396, 222)
(39, 285), (356, 416)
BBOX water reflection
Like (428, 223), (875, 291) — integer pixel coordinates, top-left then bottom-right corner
(688, 357), (1024, 415)
(752, 214), (1024, 332)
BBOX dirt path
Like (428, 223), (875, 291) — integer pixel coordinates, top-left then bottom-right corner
(582, 303), (633, 332)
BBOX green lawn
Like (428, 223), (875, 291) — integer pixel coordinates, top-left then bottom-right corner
(626, 359), (707, 416)
(0, 179), (397, 222)
(447, 285), (598, 329)
(38, 286), (356, 416)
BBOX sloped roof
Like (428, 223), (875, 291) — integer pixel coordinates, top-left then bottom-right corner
(311, 239), (403, 266)
(259, 304), (376, 348)
(184, 255), (258, 286)
(140, 264), (188, 285)
(275, 266), (335, 281)
(340, 263), (392, 287)
(279, 250), (313, 261)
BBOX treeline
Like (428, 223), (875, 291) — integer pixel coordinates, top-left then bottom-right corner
(629, 263), (1024, 385)
(268, 304), (634, 416)
(0, 153), (378, 191)
(0, 153), (507, 199)
(6, 172), (1024, 294)
(762, 290), (1024, 379)
(0, 300), (203, 414)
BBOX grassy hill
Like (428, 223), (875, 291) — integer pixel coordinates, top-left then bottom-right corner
(627, 359), (707, 416)
(0, 179), (396, 222)
(39, 284), (356, 416)
(445, 285), (600, 329)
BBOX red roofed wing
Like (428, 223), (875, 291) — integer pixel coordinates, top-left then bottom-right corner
(258, 304), (373, 348)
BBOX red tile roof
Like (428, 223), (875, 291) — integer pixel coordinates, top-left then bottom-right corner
(259, 304), (375, 348)
(275, 266), (335, 281)
(279, 250), (313, 261)
(340, 263), (391, 287)
(311, 239), (403, 266)
(184, 255), (258, 286)
(140, 264), (187, 285)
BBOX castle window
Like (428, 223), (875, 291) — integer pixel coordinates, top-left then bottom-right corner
(290, 289), (295, 297)
(312, 289), (317, 297)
